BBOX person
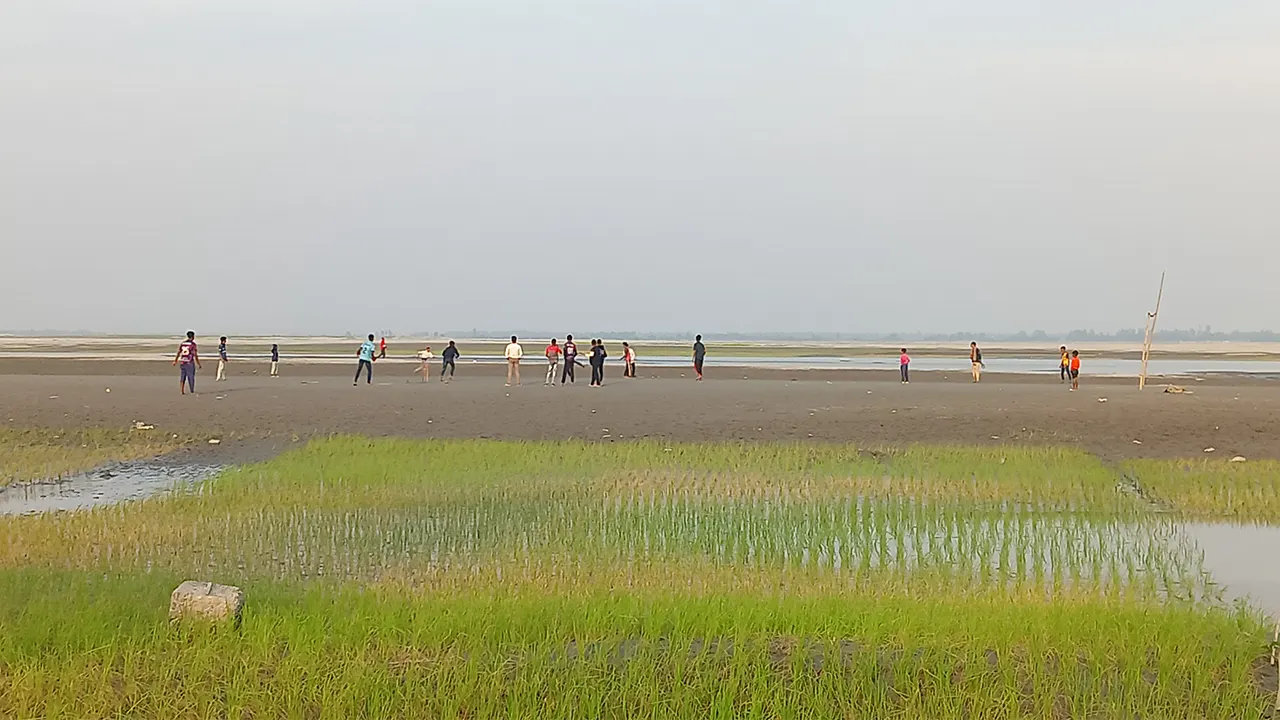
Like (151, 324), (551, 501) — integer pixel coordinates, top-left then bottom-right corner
(354, 334), (376, 386)
(505, 335), (523, 386)
(561, 335), (579, 384)
(441, 341), (459, 382)
(172, 330), (202, 395)
(693, 335), (706, 381)
(270, 343), (280, 378)
(591, 339), (608, 387)
(622, 341), (636, 378)
(970, 342), (984, 383)
(379, 336), (388, 360)
(587, 339), (599, 386)
(417, 346), (434, 382)
(216, 336), (229, 381)
(1070, 350), (1081, 391)
(900, 348), (910, 384)
(544, 339), (561, 386)
(1059, 346), (1070, 383)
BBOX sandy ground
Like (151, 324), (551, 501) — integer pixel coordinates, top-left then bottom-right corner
(3, 359), (1278, 461)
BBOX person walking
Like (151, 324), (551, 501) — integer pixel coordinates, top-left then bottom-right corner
(622, 341), (636, 378)
(561, 335), (579, 384)
(441, 341), (459, 382)
(1059, 346), (1070, 383)
(1069, 350), (1081, 391)
(379, 336), (388, 360)
(545, 339), (562, 386)
(417, 346), (434, 382)
(270, 343), (280, 378)
(693, 335), (706, 381)
(899, 348), (911, 384)
(505, 336), (523, 386)
(354, 334), (377, 386)
(970, 342), (984, 383)
(216, 336), (229, 381)
(172, 330), (202, 395)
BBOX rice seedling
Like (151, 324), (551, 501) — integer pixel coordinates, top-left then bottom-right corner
(0, 438), (1273, 718)
(1125, 458), (1280, 524)
(0, 427), (192, 488)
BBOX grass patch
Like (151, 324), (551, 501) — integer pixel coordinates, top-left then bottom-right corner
(1126, 459), (1280, 524)
(0, 438), (1273, 717)
(0, 427), (191, 487)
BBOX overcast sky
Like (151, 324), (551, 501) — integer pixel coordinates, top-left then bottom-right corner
(2, 1), (1277, 336)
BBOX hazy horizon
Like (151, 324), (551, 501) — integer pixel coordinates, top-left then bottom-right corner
(3, 2), (1277, 336)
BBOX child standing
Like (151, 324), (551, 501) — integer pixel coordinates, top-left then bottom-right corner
(1069, 350), (1081, 391)
(1059, 346), (1070, 383)
(899, 348), (910, 384)
(270, 343), (280, 378)
(969, 342), (983, 383)
(216, 336), (228, 381)
(173, 330), (202, 395)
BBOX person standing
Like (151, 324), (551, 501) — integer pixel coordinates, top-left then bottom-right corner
(441, 341), (459, 382)
(561, 335), (578, 384)
(216, 336), (228, 381)
(1059, 346), (1070, 383)
(379, 336), (388, 360)
(899, 348), (911, 384)
(693, 335), (706, 381)
(545, 339), (562, 386)
(595, 339), (608, 386)
(622, 341), (636, 378)
(354, 334), (376, 386)
(970, 342), (984, 383)
(417, 346), (434, 382)
(270, 343), (280, 378)
(173, 331), (202, 395)
(505, 336), (523, 386)
(1069, 350), (1081, 391)
(587, 339), (599, 386)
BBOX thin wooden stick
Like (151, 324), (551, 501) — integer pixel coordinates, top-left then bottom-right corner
(1138, 272), (1165, 390)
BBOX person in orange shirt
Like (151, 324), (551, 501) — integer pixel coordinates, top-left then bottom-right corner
(1069, 350), (1081, 391)
(544, 339), (562, 386)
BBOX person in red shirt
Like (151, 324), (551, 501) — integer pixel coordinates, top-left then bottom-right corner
(1069, 350), (1081, 391)
(544, 339), (562, 386)
(379, 336), (388, 360)
(622, 342), (637, 378)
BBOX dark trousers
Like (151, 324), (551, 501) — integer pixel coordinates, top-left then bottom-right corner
(562, 360), (576, 383)
(625, 361), (636, 378)
(355, 359), (372, 384)
(900, 364), (909, 382)
(441, 360), (455, 377)
(590, 362), (602, 385)
(694, 358), (704, 377)
(1061, 365), (1069, 380)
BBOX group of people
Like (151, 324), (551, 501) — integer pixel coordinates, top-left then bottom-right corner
(171, 331), (1082, 395)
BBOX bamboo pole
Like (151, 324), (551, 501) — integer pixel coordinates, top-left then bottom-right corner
(1138, 273), (1166, 390)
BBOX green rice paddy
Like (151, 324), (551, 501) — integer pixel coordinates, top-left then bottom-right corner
(1, 439), (1275, 718)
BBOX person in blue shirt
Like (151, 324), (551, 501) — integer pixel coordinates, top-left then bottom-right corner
(354, 334), (377, 386)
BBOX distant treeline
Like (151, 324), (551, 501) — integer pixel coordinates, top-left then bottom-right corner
(429, 328), (1280, 343)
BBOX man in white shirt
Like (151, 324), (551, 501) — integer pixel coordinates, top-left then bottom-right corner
(504, 335), (523, 386)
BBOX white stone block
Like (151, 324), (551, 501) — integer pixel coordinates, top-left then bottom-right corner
(169, 581), (245, 624)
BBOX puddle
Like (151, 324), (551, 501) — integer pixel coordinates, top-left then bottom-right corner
(1184, 523), (1280, 619)
(0, 461), (221, 516)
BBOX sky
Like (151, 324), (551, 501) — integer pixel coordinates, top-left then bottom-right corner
(2, 1), (1277, 336)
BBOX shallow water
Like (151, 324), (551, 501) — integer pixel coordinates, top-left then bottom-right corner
(1184, 522), (1280, 619)
(0, 461), (220, 516)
